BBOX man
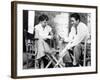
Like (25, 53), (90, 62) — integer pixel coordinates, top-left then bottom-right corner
(60, 13), (89, 67)
(35, 14), (54, 68)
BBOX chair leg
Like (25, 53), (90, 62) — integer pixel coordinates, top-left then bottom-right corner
(40, 60), (44, 68)
(26, 54), (29, 69)
(45, 61), (52, 68)
(45, 54), (55, 68)
(51, 55), (63, 68)
(83, 42), (87, 66)
(83, 52), (86, 66)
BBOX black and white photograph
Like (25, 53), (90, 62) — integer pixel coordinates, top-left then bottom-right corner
(11, 1), (97, 78)
(23, 10), (91, 69)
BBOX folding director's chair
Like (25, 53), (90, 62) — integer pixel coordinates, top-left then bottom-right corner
(54, 37), (90, 67)
(44, 39), (64, 68)
(25, 38), (38, 69)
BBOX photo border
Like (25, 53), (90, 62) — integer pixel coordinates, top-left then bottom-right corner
(11, 1), (98, 79)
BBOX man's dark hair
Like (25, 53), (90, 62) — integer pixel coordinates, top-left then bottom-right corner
(70, 13), (80, 21)
(38, 14), (49, 22)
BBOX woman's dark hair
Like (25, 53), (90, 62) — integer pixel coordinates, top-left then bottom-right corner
(70, 13), (80, 22)
(38, 14), (49, 22)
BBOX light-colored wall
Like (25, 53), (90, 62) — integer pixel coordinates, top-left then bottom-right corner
(0, 0), (99, 80)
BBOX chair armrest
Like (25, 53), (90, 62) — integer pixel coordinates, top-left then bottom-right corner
(33, 38), (39, 41)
